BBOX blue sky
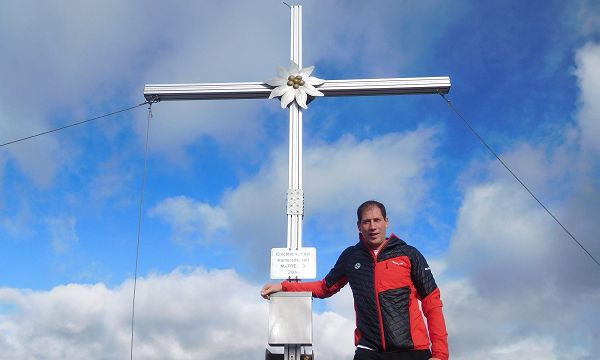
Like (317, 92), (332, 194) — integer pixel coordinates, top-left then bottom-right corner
(0, 0), (599, 359)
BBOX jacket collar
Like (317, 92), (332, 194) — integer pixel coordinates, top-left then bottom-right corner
(358, 232), (404, 253)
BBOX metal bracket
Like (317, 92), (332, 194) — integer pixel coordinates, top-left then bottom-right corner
(287, 189), (304, 215)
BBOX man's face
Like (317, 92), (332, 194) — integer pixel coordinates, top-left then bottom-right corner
(357, 206), (389, 249)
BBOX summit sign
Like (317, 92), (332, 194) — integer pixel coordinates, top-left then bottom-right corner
(270, 247), (316, 279)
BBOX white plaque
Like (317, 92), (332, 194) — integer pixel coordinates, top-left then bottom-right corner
(270, 247), (317, 280)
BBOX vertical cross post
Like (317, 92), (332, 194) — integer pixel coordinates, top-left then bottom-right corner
(284, 8), (307, 360)
(287, 5), (303, 252)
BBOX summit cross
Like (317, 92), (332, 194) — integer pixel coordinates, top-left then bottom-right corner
(143, 5), (450, 359)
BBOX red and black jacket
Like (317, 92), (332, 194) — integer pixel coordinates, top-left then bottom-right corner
(282, 234), (448, 360)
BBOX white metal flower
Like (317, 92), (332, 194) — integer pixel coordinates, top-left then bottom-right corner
(266, 61), (325, 109)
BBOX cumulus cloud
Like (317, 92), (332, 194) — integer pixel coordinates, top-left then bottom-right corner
(303, 128), (438, 221)
(0, 0), (151, 187)
(0, 108), (64, 188)
(440, 276), (598, 359)
(1, 263), (595, 360)
(0, 0), (455, 185)
(0, 267), (267, 360)
(443, 139), (600, 358)
(575, 42), (600, 155)
(218, 127), (439, 271)
(313, 308), (356, 359)
(0, 267), (361, 360)
(149, 196), (229, 246)
(0, 1), (287, 185)
(441, 40), (600, 360)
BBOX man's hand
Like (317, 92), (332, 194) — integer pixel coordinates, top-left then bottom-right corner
(429, 358), (441, 360)
(261, 283), (283, 299)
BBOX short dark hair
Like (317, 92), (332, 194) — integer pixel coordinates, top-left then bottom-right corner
(357, 200), (387, 222)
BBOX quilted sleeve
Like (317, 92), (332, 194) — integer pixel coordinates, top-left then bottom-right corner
(281, 246), (351, 298)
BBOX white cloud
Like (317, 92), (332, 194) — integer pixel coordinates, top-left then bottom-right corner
(0, 1), (148, 111)
(142, 101), (269, 165)
(1, 263), (596, 360)
(45, 216), (79, 254)
(575, 42), (600, 155)
(0, 266), (360, 360)
(215, 127), (439, 272)
(0, 108), (64, 188)
(1, 1), (288, 185)
(313, 309), (355, 359)
(440, 40), (600, 358)
(439, 276), (598, 359)
(149, 196), (229, 247)
(443, 128), (600, 357)
(0, 267), (268, 360)
(486, 338), (558, 359)
(0, 0), (153, 187)
(299, 0), (459, 76)
(0, 1), (457, 184)
(303, 128), (439, 222)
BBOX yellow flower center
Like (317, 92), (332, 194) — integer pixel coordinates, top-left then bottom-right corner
(287, 75), (305, 89)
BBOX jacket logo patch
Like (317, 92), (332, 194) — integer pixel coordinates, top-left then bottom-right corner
(354, 262), (361, 270)
(391, 260), (405, 266)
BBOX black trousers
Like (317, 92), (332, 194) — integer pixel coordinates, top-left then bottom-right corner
(353, 347), (432, 360)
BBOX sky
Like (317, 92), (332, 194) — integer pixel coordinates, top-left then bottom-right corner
(0, 0), (599, 359)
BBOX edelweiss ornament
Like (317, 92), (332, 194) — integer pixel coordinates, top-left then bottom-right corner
(266, 61), (325, 109)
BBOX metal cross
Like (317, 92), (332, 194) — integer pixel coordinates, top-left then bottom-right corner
(143, 5), (450, 359)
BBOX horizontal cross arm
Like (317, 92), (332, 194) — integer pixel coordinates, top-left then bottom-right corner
(144, 81), (271, 101)
(143, 76), (450, 102)
(318, 77), (450, 97)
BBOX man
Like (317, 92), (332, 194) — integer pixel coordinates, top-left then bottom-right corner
(261, 200), (448, 360)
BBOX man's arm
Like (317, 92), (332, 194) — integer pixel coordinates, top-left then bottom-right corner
(421, 288), (448, 360)
(261, 275), (348, 299)
(409, 247), (449, 360)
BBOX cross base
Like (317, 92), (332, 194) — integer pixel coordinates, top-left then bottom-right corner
(265, 348), (314, 360)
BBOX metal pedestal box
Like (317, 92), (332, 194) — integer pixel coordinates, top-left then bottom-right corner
(268, 292), (312, 346)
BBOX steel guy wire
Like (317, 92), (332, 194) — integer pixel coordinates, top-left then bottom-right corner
(130, 101), (153, 360)
(0, 101), (149, 148)
(439, 92), (600, 269)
